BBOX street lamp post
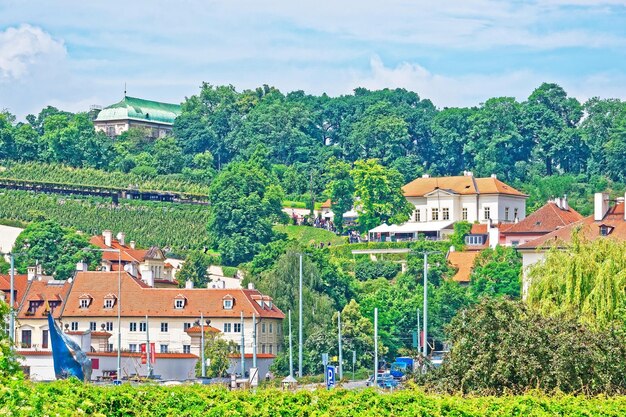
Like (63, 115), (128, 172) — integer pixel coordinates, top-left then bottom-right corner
(1, 251), (27, 345)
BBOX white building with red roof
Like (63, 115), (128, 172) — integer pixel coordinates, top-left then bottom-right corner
(90, 230), (176, 287)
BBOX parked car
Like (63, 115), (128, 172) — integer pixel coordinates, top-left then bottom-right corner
(430, 351), (448, 368)
(366, 374), (399, 389)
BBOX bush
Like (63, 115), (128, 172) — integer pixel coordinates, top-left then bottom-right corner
(426, 298), (626, 395)
(354, 259), (400, 280)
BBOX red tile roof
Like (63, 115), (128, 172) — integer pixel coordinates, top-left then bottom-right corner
(61, 272), (285, 320)
(447, 251), (479, 283)
(505, 202), (583, 235)
(403, 176), (526, 197)
(518, 202), (626, 250)
(185, 325), (221, 334)
(89, 235), (150, 263)
(321, 199), (332, 209)
(0, 274), (29, 308)
(16, 280), (71, 319)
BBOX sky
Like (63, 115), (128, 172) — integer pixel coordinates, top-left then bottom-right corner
(0, 0), (625, 119)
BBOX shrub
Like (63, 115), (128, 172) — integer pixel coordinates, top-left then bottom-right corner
(354, 259), (400, 280)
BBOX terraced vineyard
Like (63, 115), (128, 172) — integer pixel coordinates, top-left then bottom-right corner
(0, 162), (210, 196)
(0, 190), (211, 251)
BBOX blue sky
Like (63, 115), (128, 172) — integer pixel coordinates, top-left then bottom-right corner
(0, 0), (625, 119)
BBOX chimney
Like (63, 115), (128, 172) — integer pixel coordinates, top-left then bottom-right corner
(36, 264), (42, 277)
(562, 195), (569, 211)
(463, 171), (473, 177)
(185, 280), (194, 289)
(449, 245), (455, 253)
(247, 282), (255, 290)
(76, 260), (88, 272)
(594, 193), (610, 221)
(27, 266), (36, 281)
(129, 241), (136, 249)
(421, 174), (430, 178)
(488, 224), (500, 249)
(116, 232), (125, 247)
(491, 174), (497, 179)
(103, 230), (112, 247)
(142, 270), (154, 287)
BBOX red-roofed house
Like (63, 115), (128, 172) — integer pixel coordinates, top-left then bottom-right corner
(90, 230), (176, 287)
(0, 273), (29, 309)
(518, 192), (626, 295)
(502, 197), (583, 248)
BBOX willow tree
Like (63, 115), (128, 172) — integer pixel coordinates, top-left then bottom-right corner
(527, 233), (626, 328)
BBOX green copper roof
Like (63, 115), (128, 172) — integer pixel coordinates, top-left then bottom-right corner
(95, 96), (182, 125)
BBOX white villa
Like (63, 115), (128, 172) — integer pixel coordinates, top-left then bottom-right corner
(369, 172), (528, 241)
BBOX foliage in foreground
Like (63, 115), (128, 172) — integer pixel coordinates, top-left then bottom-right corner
(527, 236), (626, 328)
(428, 298), (626, 395)
(5, 379), (626, 417)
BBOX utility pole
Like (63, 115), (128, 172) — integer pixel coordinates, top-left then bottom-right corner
(423, 252), (428, 359)
(240, 311), (245, 377)
(200, 313), (206, 378)
(417, 308), (421, 354)
(337, 311), (343, 381)
(9, 254), (15, 343)
(374, 307), (378, 386)
(252, 313), (257, 369)
(288, 310), (294, 378)
(298, 253), (303, 378)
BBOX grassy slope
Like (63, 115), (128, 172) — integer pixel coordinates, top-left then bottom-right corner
(273, 224), (347, 246)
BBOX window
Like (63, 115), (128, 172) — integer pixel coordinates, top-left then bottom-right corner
(42, 330), (49, 349)
(269, 323), (273, 333)
(107, 343), (113, 352)
(514, 208), (519, 219)
(484, 207), (491, 220)
(104, 298), (114, 309)
(105, 322), (113, 332)
(262, 344), (266, 354)
(432, 208), (439, 221)
(505, 207), (510, 221)
(139, 322), (147, 332)
(19, 330), (31, 347)
(600, 225), (613, 236)
(183, 345), (191, 354)
(71, 322), (78, 331)
(223, 323), (232, 333)
(465, 235), (484, 246)
(442, 208), (450, 221)
(183, 322), (192, 331)
(269, 344), (273, 354)
(80, 298), (90, 308)
(234, 323), (242, 333)
(462, 208), (468, 221)
(414, 209), (421, 222)
(511, 240), (520, 247)
(160, 345), (168, 353)
(129, 344), (137, 352)
(223, 299), (233, 309)
(89, 322), (97, 331)
(261, 323), (266, 333)
(106, 126), (115, 137)
(175, 299), (184, 309)
(160, 322), (168, 332)
(129, 322), (137, 332)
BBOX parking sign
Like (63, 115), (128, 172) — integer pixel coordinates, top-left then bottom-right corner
(326, 365), (335, 389)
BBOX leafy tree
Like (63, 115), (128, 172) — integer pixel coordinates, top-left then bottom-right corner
(12, 220), (100, 280)
(430, 107), (476, 175)
(428, 298), (626, 395)
(0, 300), (21, 380)
(605, 113), (626, 182)
(449, 221), (471, 249)
(527, 236), (626, 328)
(335, 299), (385, 370)
(469, 246), (521, 299)
(207, 158), (284, 265)
(195, 332), (236, 377)
(324, 158), (355, 233)
(351, 159), (413, 232)
(177, 251), (211, 288)
(152, 136), (185, 174)
(582, 97), (626, 176)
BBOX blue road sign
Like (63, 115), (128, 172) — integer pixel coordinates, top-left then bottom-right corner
(326, 365), (335, 389)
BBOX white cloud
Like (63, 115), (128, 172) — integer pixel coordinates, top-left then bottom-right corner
(0, 24), (66, 80)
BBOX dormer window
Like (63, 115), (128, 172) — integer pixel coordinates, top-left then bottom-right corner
(103, 294), (117, 309)
(174, 295), (186, 309)
(80, 299), (90, 308)
(223, 295), (234, 310)
(599, 224), (614, 237)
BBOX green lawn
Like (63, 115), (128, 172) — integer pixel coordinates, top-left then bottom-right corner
(273, 225), (347, 246)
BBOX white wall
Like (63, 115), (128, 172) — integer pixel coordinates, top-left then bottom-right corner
(521, 251), (547, 299)
(0, 225), (22, 256)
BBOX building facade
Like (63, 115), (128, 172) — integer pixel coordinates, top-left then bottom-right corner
(93, 96), (182, 139)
